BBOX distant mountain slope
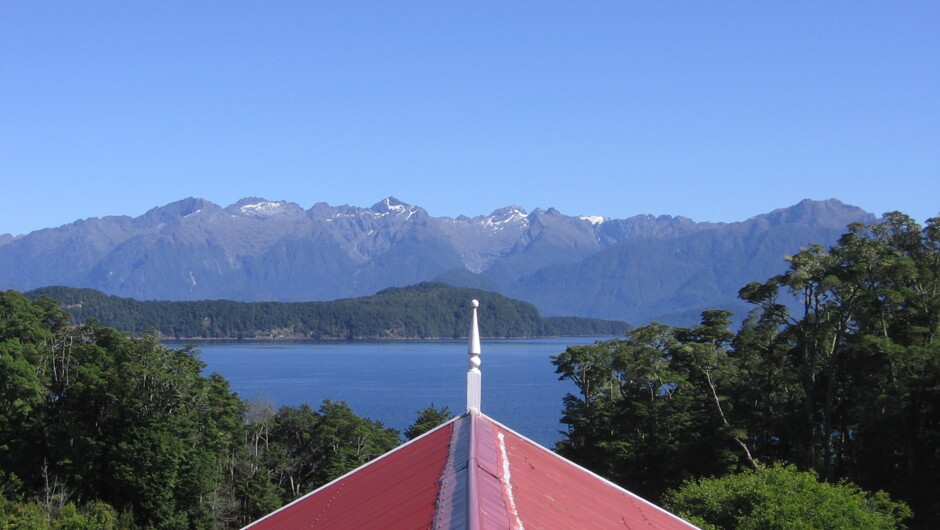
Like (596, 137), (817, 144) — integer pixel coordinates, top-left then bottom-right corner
(26, 283), (630, 340)
(507, 199), (873, 323)
(1, 197), (877, 325)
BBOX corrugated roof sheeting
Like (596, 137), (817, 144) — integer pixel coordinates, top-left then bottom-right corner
(489, 418), (698, 529)
(246, 420), (454, 529)
(246, 412), (698, 529)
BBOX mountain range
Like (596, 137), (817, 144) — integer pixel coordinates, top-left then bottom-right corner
(0, 197), (876, 325)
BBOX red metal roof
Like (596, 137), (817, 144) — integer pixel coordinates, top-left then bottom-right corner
(247, 419), (455, 529)
(485, 414), (696, 529)
(245, 411), (697, 529)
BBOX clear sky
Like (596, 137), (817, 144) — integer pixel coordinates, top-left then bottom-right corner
(2, 2), (938, 236)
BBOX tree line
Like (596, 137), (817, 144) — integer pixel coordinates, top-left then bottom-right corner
(26, 282), (630, 340)
(0, 289), (451, 528)
(553, 212), (938, 528)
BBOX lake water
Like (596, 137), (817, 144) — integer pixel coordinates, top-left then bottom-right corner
(174, 337), (604, 448)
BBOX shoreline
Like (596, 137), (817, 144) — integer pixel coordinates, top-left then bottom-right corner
(160, 334), (611, 343)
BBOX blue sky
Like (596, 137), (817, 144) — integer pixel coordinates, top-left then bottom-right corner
(2, 2), (937, 236)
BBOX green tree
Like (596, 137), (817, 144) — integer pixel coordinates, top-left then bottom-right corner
(226, 398), (282, 527)
(404, 405), (453, 440)
(553, 320), (741, 499)
(663, 463), (911, 529)
(312, 400), (400, 483)
(1, 290), (421, 528)
(268, 404), (322, 499)
(738, 214), (940, 521)
(0, 291), (246, 528)
(555, 214), (940, 525)
(224, 399), (402, 527)
(0, 497), (128, 530)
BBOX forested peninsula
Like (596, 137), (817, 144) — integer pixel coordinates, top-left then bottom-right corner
(25, 283), (630, 340)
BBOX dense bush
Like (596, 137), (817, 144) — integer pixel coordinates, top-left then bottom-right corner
(663, 464), (912, 529)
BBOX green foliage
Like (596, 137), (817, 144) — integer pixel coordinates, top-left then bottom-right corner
(222, 399), (401, 527)
(405, 405), (453, 440)
(313, 400), (401, 480)
(0, 291), (247, 527)
(553, 319), (743, 499)
(0, 290), (409, 528)
(663, 464), (912, 529)
(27, 283), (631, 340)
(554, 214), (940, 526)
(0, 497), (50, 530)
(0, 497), (126, 530)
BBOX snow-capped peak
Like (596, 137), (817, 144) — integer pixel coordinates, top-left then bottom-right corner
(370, 197), (419, 219)
(482, 205), (529, 230)
(228, 198), (296, 218)
(240, 201), (286, 215)
(579, 215), (607, 226)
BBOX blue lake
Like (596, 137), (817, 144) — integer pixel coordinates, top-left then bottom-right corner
(172, 337), (604, 448)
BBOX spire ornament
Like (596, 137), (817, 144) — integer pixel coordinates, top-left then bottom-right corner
(467, 299), (482, 411)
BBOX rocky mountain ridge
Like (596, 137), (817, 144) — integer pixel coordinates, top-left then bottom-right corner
(0, 197), (877, 325)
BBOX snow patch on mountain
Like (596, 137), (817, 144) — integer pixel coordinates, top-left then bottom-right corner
(382, 199), (406, 213)
(239, 201), (287, 216)
(370, 197), (419, 220)
(482, 206), (529, 231)
(580, 215), (606, 225)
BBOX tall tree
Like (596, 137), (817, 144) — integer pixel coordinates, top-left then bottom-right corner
(404, 405), (453, 440)
(554, 319), (742, 499)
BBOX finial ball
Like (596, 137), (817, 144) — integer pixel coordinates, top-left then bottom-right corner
(471, 299), (480, 308)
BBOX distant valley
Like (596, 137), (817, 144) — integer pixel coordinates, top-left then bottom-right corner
(1, 197), (876, 325)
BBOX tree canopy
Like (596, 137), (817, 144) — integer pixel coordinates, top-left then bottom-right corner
(404, 405), (453, 440)
(0, 290), (413, 528)
(663, 463), (912, 529)
(553, 213), (938, 526)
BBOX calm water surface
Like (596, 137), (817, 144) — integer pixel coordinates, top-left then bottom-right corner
(174, 338), (604, 447)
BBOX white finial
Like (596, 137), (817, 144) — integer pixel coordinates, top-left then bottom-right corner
(467, 299), (482, 411)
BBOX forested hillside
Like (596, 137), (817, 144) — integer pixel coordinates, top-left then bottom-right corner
(26, 283), (629, 339)
(553, 213), (939, 527)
